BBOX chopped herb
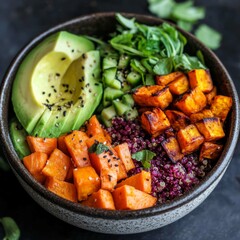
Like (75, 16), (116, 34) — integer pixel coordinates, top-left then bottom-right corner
(88, 141), (109, 155)
(0, 217), (21, 240)
(132, 150), (156, 169)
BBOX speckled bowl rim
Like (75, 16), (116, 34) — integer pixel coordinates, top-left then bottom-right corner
(0, 12), (239, 220)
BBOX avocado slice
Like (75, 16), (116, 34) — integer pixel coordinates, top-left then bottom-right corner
(12, 31), (94, 134)
(32, 50), (103, 138)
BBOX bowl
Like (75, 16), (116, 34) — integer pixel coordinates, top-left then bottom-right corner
(0, 12), (239, 234)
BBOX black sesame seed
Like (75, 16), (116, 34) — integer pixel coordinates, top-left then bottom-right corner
(83, 157), (87, 161)
(61, 57), (66, 61)
(89, 89), (92, 93)
(51, 85), (54, 88)
(63, 111), (66, 117)
(69, 90), (72, 94)
(64, 89), (68, 93)
(55, 73), (60, 77)
(46, 99), (49, 103)
(108, 159), (111, 163)
(82, 66), (85, 70)
(82, 54), (86, 59)
(94, 83), (99, 86)
(42, 91), (45, 95)
(71, 49), (75, 53)
(114, 164), (118, 167)
(54, 89), (57, 93)
(48, 93), (51, 97)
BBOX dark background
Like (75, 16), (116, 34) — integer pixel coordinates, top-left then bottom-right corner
(1, 0), (240, 239)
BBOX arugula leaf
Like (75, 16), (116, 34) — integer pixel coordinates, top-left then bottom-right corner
(0, 157), (10, 172)
(0, 217), (20, 240)
(172, 1), (205, 23)
(88, 142), (109, 155)
(153, 58), (173, 75)
(116, 13), (136, 31)
(132, 150), (156, 169)
(148, 0), (175, 19)
(195, 24), (222, 50)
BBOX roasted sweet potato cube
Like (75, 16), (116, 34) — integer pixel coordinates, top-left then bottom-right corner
(177, 124), (204, 154)
(210, 95), (233, 122)
(205, 86), (217, 105)
(190, 109), (214, 123)
(73, 166), (100, 201)
(156, 71), (184, 85)
(168, 74), (189, 95)
(141, 108), (170, 137)
(133, 85), (172, 109)
(175, 87), (207, 115)
(195, 117), (225, 141)
(188, 69), (213, 93)
(165, 110), (191, 131)
(199, 142), (223, 161)
(100, 168), (118, 192)
(161, 137), (184, 162)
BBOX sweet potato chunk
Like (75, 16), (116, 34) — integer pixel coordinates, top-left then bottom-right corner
(64, 131), (90, 168)
(168, 74), (189, 95)
(195, 117), (225, 141)
(133, 85), (172, 109)
(156, 71), (184, 85)
(141, 108), (170, 137)
(177, 124), (204, 154)
(81, 189), (115, 210)
(165, 110), (191, 131)
(23, 152), (48, 183)
(188, 69), (213, 93)
(190, 109), (214, 123)
(26, 136), (57, 155)
(205, 86), (217, 105)
(85, 133), (109, 149)
(112, 185), (157, 210)
(210, 95), (232, 122)
(117, 171), (151, 194)
(45, 177), (77, 202)
(42, 148), (71, 181)
(57, 134), (69, 155)
(86, 115), (104, 137)
(161, 137), (184, 162)
(73, 166), (100, 201)
(175, 87), (207, 115)
(114, 143), (135, 172)
(100, 168), (118, 192)
(199, 142), (223, 161)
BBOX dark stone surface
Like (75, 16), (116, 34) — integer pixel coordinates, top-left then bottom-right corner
(0, 0), (240, 239)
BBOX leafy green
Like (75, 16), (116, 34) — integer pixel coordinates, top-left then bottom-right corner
(0, 217), (20, 240)
(148, 0), (175, 19)
(153, 58), (173, 75)
(0, 156), (10, 172)
(177, 20), (193, 32)
(132, 150), (156, 169)
(116, 13), (137, 31)
(88, 142), (109, 155)
(195, 24), (222, 50)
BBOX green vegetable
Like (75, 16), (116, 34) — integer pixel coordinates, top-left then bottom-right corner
(148, 0), (174, 19)
(132, 150), (156, 169)
(0, 157), (10, 172)
(195, 24), (222, 50)
(88, 142), (109, 155)
(0, 217), (20, 240)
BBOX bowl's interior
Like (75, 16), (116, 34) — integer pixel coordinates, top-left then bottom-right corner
(0, 12), (239, 219)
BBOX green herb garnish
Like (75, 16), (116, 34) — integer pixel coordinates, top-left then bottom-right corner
(88, 141), (109, 155)
(0, 217), (20, 240)
(132, 150), (156, 169)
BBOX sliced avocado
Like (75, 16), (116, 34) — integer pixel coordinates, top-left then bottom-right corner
(10, 118), (31, 159)
(12, 31), (94, 134)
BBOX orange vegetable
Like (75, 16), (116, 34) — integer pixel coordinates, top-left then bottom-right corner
(190, 109), (214, 123)
(133, 85), (173, 109)
(161, 137), (184, 162)
(45, 177), (77, 202)
(64, 130), (91, 168)
(113, 143), (135, 172)
(85, 133), (109, 149)
(81, 189), (115, 210)
(168, 74), (189, 95)
(195, 117), (225, 141)
(23, 152), (48, 183)
(103, 128), (112, 144)
(156, 71), (185, 85)
(86, 115), (104, 137)
(73, 166), (100, 201)
(199, 142), (223, 161)
(57, 134), (69, 155)
(177, 124), (204, 155)
(42, 148), (71, 181)
(65, 160), (74, 182)
(117, 171), (151, 194)
(26, 136), (57, 155)
(112, 185), (157, 210)
(141, 108), (170, 137)
(205, 86), (217, 105)
(100, 168), (118, 192)
(188, 69), (213, 93)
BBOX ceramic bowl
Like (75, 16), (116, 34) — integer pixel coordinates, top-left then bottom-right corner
(0, 12), (239, 234)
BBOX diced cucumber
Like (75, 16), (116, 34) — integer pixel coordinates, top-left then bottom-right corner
(145, 74), (155, 85)
(125, 108), (139, 120)
(101, 105), (117, 120)
(113, 100), (131, 116)
(121, 81), (131, 93)
(118, 54), (131, 69)
(104, 87), (124, 101)
(116, 70), (125, 82)
(102, 67), (121, 89)
(126, 71), (142, 86)
(101, 117), (112, 127)
(103, 97), (111, 108)
(103, 57), (118, 70)
(122, 94), (134, 107)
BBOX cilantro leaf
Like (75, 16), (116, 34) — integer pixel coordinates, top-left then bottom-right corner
(88, 142), (109, 155)
(0, 217), (20, 240)
(148, 0), (175, 19)
(153, 58), (173, 75)
(177, 20), (193, 32)
(132, 150), (156, 169)
(116, 13), (136, 31)
(194, 24), (222, 50)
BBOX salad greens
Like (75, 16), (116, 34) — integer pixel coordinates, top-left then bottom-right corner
(88, 142), (109, 155)
(132, 150), (156, 169)
(0, 217), (20, 240)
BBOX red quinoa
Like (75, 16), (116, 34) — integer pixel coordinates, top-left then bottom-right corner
(106, 117), (213, 204)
